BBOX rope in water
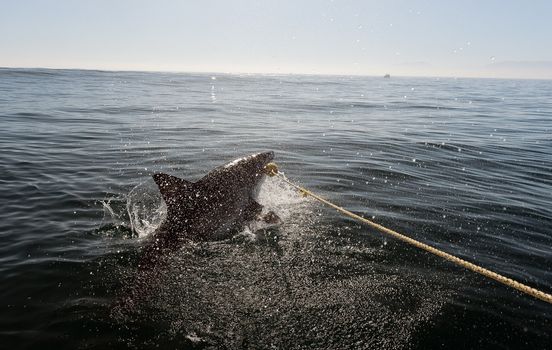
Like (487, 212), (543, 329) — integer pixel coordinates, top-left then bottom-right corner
(264, 162), (552, 304)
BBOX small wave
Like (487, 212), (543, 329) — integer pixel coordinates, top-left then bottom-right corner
(93, 223), (134, 238)
(418, 141), (464, 152)
(408, 104), (461, 111)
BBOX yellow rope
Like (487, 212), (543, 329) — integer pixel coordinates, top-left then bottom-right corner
(265, 163), (552, 304)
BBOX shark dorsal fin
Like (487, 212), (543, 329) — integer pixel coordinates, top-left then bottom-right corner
(152, 173), (194, 203)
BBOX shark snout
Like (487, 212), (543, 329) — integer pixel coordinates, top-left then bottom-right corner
(257, 151), (274, 165)
(243, 151), (275, 175)
(253, 151), (275, 172)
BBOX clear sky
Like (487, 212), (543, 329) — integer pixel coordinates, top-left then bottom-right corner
(1, 0), (551, 79)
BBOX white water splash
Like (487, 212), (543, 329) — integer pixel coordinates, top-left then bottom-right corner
(99, 197), (130, 236)
(126, 181), (167, 238)
(101, 199), (121, 222)
(257, 175), (309, 221)
(241, 175), (312, 239)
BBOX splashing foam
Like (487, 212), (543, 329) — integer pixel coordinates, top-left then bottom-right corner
(259, 176), (309, 218)
(239, 175), (311, 239)
(126, 181), (167, 238)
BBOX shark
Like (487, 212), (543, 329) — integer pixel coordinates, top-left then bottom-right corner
(139, 151), (277, 268)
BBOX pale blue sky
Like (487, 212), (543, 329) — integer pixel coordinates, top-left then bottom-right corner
(1, 0), (551, 78)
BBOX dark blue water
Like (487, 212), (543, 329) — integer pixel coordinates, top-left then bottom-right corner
(1, 67), (551, 349)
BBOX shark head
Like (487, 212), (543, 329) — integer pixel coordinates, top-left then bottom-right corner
(151, 151), (274, 240)
(215, 151), (275, 183)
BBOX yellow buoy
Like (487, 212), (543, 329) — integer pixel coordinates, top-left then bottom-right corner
(264, 162), (279, 177)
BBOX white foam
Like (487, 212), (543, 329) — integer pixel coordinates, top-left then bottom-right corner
(257, 175), (308, 221)
(126, 181), (167, 238)
(237, 175), (313, 239)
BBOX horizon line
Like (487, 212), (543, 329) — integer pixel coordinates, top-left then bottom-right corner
(1, 64), (551, 82)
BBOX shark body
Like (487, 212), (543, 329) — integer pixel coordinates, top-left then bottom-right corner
(139, 151), (275, 268)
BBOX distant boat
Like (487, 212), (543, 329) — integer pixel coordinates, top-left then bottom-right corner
(384, 74), (390, 78)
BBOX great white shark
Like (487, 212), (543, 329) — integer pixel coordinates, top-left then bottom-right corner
(139, 151), (277, 268)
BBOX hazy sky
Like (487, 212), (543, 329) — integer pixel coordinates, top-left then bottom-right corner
(1, 0), (551, 78)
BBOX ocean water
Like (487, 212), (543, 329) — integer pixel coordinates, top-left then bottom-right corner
(0, 67), (551, 349)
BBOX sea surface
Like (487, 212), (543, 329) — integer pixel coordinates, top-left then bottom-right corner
(0, 67), (551, 349)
